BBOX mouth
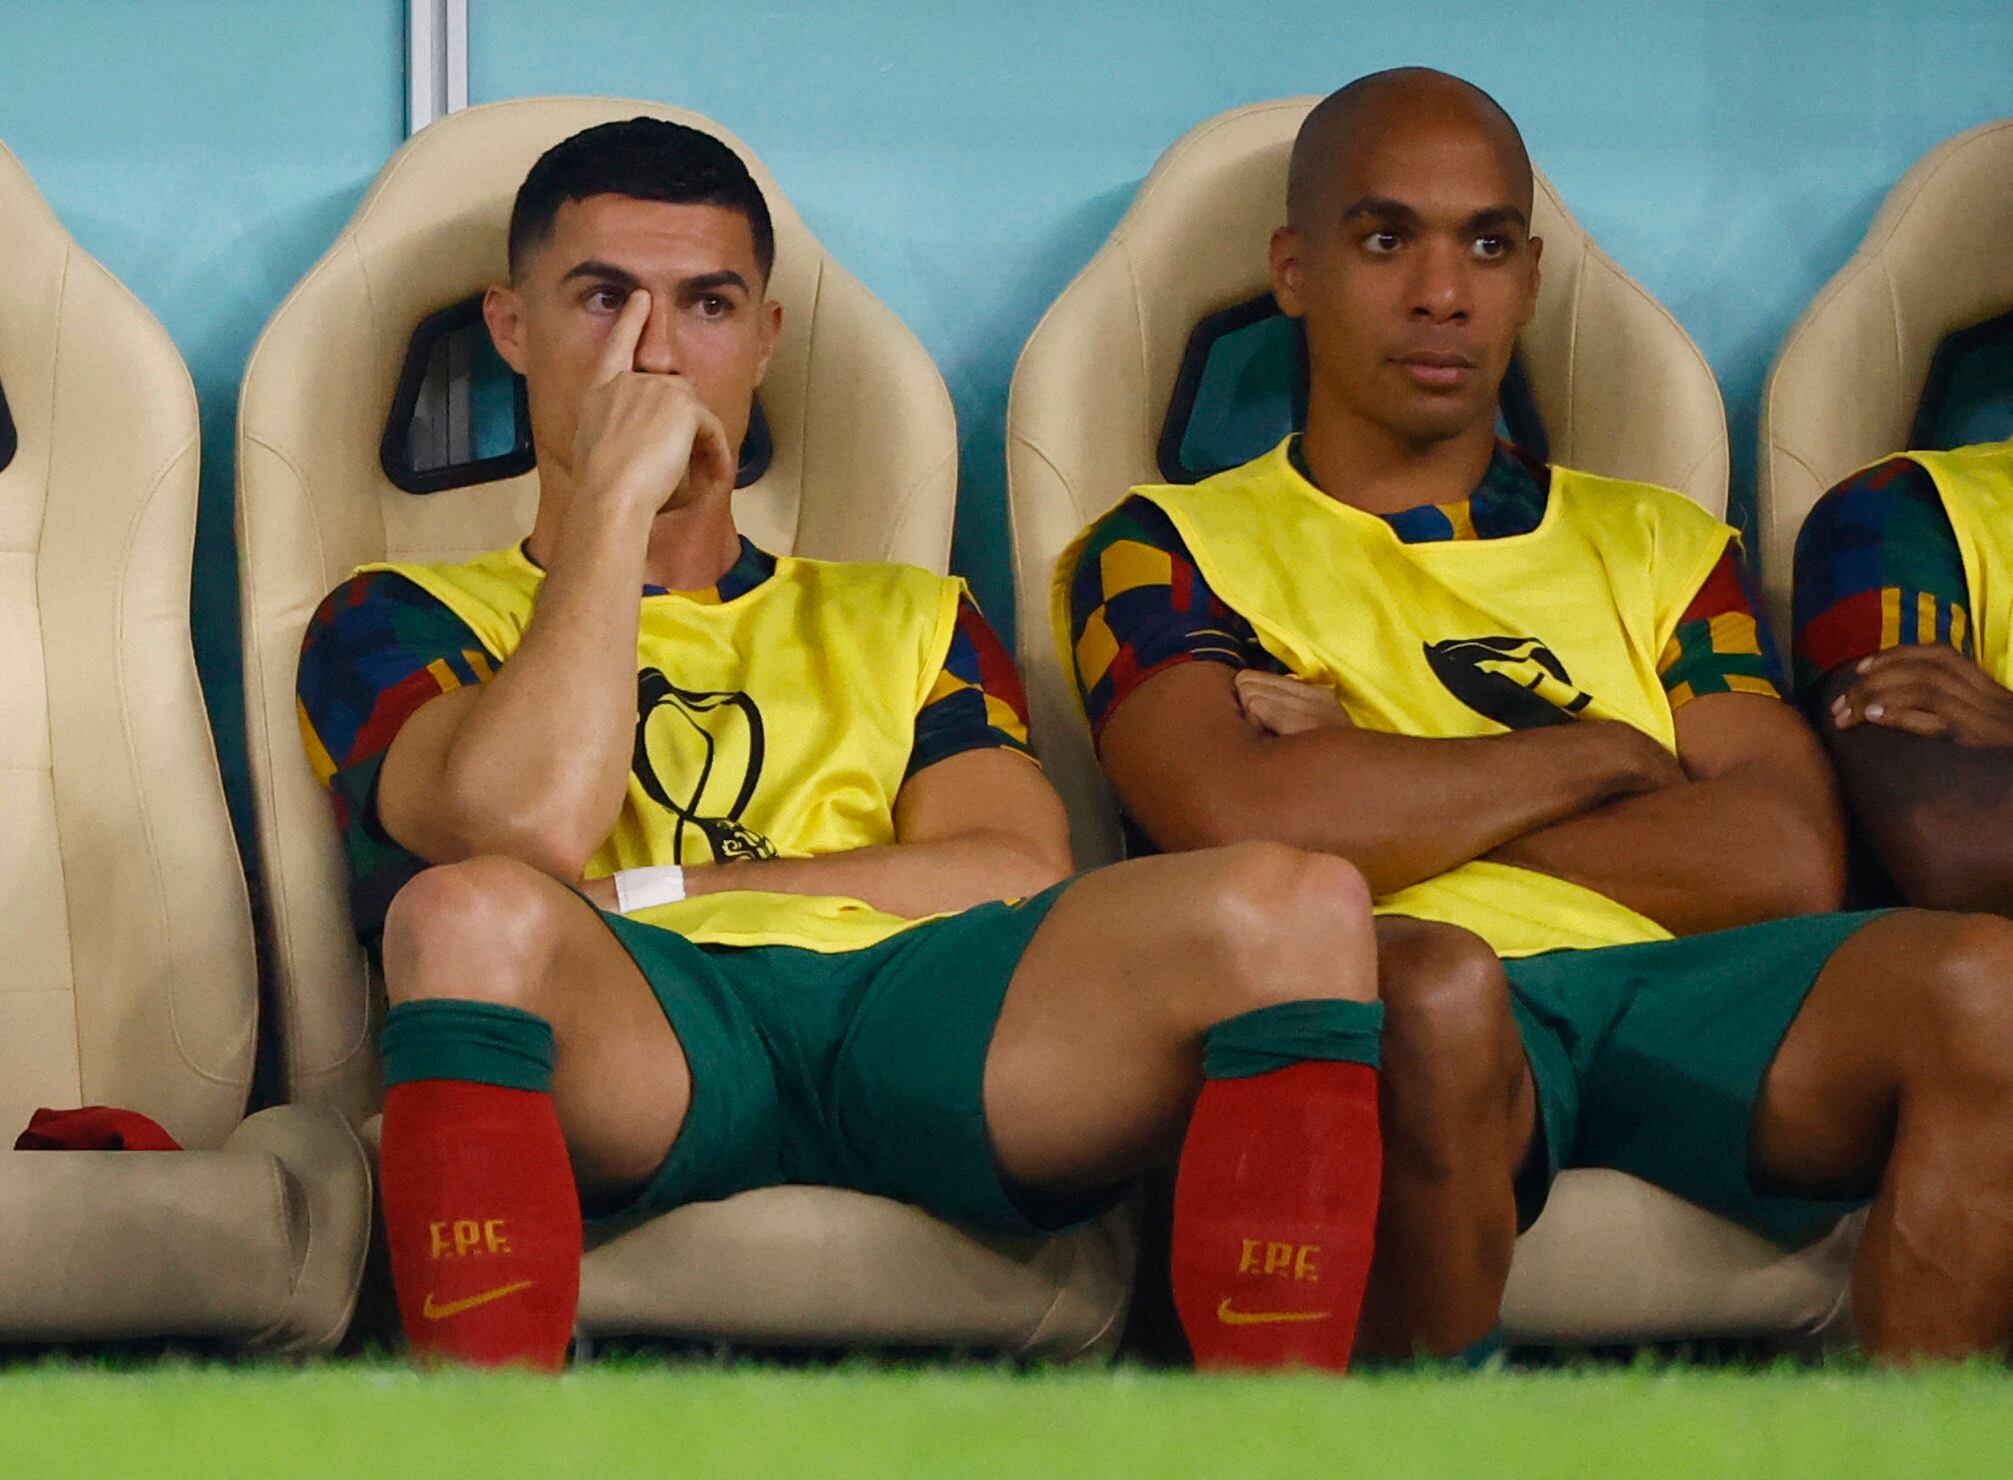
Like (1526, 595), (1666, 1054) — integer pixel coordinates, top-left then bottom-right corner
(1391, 351), (1477, 390)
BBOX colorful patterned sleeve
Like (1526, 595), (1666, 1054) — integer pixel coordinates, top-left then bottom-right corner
(1062, 494), (1268, 742)
(907, 593), (1038, 778)
(295, 570), (496, 946)
(1656, 539), (1788, 708)
(1790, 456), (1971, 697)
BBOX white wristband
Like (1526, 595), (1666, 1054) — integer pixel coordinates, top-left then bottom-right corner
(613, 865), (686, 914)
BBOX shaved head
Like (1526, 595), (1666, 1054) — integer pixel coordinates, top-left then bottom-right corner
(1287, 68), (1533, 232)
(1268, 65), (1544, 467)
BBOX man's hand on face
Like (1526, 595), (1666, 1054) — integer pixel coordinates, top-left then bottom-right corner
(1235, 669), (1354, 737)
(1829, 644), (2013, 747)
(571, 290), (738, 516)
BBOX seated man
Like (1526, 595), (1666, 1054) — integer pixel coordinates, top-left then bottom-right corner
(1794, 438), (2013, 911)
(298, 119), (1388, 1373)
(1056, 69), (2013, 1363)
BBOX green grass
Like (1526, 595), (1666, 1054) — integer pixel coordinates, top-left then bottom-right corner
(3, 1360), (2009, 1478)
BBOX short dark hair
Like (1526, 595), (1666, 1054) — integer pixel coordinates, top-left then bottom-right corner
(507, 117), (776, 281)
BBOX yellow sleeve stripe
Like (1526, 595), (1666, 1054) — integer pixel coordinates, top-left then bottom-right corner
(1665, 680), (1697, 709)
(1074, 607), (1121, 692)
(464, 647), (496, 681)
(1098, 539), (1174, 601)
(1953, 607), (1970, 649)
(1706, 610), (1761, 657)
(983, 692), (1032, 746)
(1880, 587), (1901, 649)
(1726, 673), (1780, 697)
(925, 667), (977, 708)
(424, 657), (467, 693)
(297, 698), (337, 788)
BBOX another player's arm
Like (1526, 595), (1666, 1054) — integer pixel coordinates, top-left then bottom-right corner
(1814, 650), (2013, 913)
(377, 291), (734, 878)
(1481, 691), (1846, 932)
(1790, 457), (2013, 911)
(1098, 661), (1681, 897)
(579, 748), (1073, 916)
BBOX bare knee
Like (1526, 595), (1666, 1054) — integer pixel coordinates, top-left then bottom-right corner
(1913, 913), (2013, 1095)
(1376, 918), (1514, 1052)
(1179, 843), (1377, 1028)
(381, 856), (576, 1013)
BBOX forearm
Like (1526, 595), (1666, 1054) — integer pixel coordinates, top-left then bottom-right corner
(1148, 722), (1645, 897)
(596, 833), (1071, 921)
(1822, 714), (2013, 914)
(432, 500), (652, 868)
(1485, 763), (1846, 933)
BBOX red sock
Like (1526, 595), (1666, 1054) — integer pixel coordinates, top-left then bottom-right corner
(1171, 1061), (1382, 1372)
(379, 1079), (582, 1371)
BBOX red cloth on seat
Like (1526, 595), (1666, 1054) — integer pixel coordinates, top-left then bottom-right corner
(15, 1106), (183, 1151)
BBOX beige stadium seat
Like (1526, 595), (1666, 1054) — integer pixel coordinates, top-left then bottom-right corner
(235, 96), (1130, 1360)
(1758, 119), (2013, 641)
(0, 142), (368, 1353)
(1006, 96), (1861, 1350)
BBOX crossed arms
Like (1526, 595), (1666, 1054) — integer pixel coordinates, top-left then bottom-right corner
(1815, 645), (2013, 914)
(1098, 661), (1846, 936)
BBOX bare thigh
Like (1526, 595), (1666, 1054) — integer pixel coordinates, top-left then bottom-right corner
(981, 844), (1376, 1198)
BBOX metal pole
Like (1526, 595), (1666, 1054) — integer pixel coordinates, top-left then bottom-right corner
(407, 0), (469, 134)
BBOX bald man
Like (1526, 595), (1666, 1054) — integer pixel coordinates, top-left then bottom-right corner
(1055, 68), (2013, 1363)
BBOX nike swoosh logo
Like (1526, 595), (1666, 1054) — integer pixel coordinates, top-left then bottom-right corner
(1217, 1298), (1332, 1327)
(422, 1280), (535, 1321)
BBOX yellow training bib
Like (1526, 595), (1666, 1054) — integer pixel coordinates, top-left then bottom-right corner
(1898, 439), (2013, 687)
(1053, 438), (1734, 956)
(365, 544), (963, 952)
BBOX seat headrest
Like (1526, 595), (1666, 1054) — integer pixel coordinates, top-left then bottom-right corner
(1758, 118), (2013, 637)
(1012, 97), (1726, 524)
(239, 96), (956, 571)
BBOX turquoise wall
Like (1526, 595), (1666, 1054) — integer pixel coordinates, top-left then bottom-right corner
(0, 1), (406, 840)
(2, 0), (2009, 823)
(472, 1), (2013, 618)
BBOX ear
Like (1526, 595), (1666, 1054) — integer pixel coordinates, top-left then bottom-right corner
(482, 282), (529, 374)
(753, 298), (784, 387)
(1517, 235), (1544, 330)
(1269, 226), (1307, 317)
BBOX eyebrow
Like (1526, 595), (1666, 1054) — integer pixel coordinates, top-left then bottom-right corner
(559, 259), (642, 290)
(556, 261), (753, 299)
(1338, 199), (1530, 233)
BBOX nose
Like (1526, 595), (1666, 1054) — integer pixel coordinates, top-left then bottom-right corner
(633, 295), (678, 375)
(1405, 237), (1472, 324)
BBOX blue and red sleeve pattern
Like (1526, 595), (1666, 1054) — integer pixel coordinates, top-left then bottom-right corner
(1791, 456), (1971, 697)
(296, 570), (492, 945)
(1062, 495), (1273, 743)
(909, 594), (1039, 777)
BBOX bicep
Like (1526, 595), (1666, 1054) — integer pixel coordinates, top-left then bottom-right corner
(375, 684), (485, 861)
(1097, 662), (1268, 850)
(1813, 666), (2013, 903)
(1672, 690), (1833, 791)
(894, 747), (1071, 866)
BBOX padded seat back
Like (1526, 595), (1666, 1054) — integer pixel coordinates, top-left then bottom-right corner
(0, 142), (255, 1146)
(1758, 119), (2013, 640)
(236, 98), (959, 1120)
(1006, 97), (1729, 867)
